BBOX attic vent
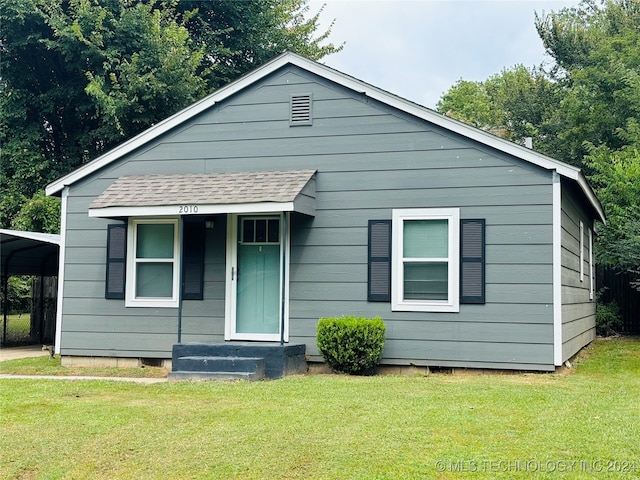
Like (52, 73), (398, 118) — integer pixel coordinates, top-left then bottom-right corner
(290, 93), (312, 126)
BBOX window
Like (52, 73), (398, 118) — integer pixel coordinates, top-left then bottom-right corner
(392, 208), (460, 312)
(126, 218), (180, 307)
(240, 217), (280, 244)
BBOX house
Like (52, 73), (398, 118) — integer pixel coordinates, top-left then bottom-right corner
(45, 52), (605, 374)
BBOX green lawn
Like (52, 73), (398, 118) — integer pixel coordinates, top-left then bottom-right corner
(0, 355), (167, 378)
(1, 337), (640, 479)
(1, 313), (31, 344)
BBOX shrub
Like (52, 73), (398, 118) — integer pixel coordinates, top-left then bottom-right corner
(596, 301), (622, 336)
(316, 316), (386, 375)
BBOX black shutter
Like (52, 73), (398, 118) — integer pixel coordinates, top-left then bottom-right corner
(368, 220), (392, 302)
(460, 219), (485, 304)
(105, 224), (127, 299)
(182, 220), (206, 300)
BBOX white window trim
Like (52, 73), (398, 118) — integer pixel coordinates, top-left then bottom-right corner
(126, 217), (180, 308)
(579, 220), (584, 282)
(392, 208), (460, 313)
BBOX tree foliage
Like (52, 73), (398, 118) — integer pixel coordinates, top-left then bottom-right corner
(11, 191), (61, 234)
(537, 0), (640, 282)
(585, 127), (640, 270)
(176, 0), (338, 89)
(536, 0), (640, 166)
(0, 0), (341, 232)
(437, 66), (562, 157)
(438, 0), (640, 281)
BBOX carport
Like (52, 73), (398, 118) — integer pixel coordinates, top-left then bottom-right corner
(1, 229), (60, 346)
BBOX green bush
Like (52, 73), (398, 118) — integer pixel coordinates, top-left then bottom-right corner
(596, 301), (622, 336)
(316, 316), (386, 375)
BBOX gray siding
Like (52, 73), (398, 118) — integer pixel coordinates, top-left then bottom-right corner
(60, 66), (558, 369)
(560, 181), (596, 362)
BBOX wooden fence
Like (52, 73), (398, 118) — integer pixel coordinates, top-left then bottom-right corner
(597, 266), (640, 334)
(31, 276), (57, 345)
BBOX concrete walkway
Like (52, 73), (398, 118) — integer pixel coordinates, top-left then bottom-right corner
(0, 345), (49, 361)
(0, 374), (165, 383)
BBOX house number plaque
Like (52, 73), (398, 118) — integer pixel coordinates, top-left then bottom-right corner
(178, 205), (199, 214)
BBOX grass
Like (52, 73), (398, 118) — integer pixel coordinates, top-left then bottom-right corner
(1, 313), (31, 344)
(0, 356), (168, 378)
(1, 337), (640, 479)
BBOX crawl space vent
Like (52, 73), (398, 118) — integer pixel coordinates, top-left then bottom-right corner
(290, 93), (312, 126)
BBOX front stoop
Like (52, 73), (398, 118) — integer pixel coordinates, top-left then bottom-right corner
(168, 342), (307, 382)
(168, 356), (265, 382)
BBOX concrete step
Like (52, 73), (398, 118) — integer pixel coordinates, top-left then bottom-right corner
(171, 342), (307, 379)
(167, 370), (263, 382)
(172, 355), (264, 374)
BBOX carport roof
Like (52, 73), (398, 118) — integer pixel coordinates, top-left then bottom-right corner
(0, 229), (60, 276)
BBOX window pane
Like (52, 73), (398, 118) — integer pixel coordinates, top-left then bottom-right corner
(255, 219), (267, 242)
(403, 220), (448, 258)
(242, 219), (254, 243)
(267, 219), (280, 243)
(137, 224), (174, 258)
(136, 263), (173, 297)
(403, 262), (448, 301)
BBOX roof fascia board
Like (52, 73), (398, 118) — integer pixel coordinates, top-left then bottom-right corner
(576, 175), (606, 223)
(290, 56), (578, 172)
(45, 51), (604, 221)
(45, 54), (295, 196)
(88, 201), (299, 218)
(286, 55), (605, 221)
(0, 228), (61, 245)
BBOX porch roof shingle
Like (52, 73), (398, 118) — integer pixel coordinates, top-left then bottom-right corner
(88, 170), (316, 217)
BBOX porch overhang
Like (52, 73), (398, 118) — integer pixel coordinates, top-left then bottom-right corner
(88, 170), (316, 218)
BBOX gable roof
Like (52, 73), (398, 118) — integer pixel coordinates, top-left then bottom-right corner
(45, 51), (605, 222)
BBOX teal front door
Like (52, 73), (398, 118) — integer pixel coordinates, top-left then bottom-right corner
(228, 215), (283, 340)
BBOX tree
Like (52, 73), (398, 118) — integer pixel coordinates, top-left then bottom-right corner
(536, 0), (640, 279)
(584, 124), (640, 285)
(535, 0), (640, 166)
(0, 0), (341, 231)
(10, 191), (61, 234)
(436, 79), (497, 130)
(438, 0), (640, 279)
(175, 0), (339, 89)
(436, 66), (562, 158)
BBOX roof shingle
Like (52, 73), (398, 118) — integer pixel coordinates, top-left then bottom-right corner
(89, 170), (316, 209)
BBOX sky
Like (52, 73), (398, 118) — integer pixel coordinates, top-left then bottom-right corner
(306, 0), (580, 109)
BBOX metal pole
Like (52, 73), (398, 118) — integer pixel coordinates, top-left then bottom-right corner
(177, 216), (184, 344)
(2, 273), (7, 346)
(280, 213), (287, 345)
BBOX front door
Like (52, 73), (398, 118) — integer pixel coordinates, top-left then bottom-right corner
(226, 214), (284, 341)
